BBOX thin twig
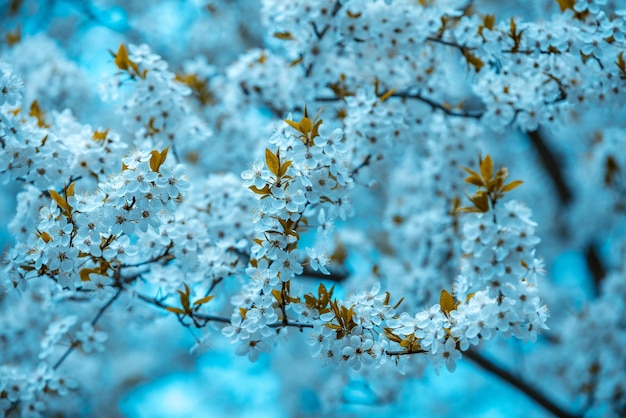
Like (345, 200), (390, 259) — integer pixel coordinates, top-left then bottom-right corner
(6, 288), (123, 417)
(315, 93), (484, 119)
(134, 292), (313, 330)
(300, 265), (349, 282)
(385, 349), (426, 356)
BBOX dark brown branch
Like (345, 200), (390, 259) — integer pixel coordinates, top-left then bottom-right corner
(584, 243), (606, 295)
(315, 92), (483, 119)
(134, 292), (313, 330)
(390, 91), (483, 118)
(527, 129), (607, 291)
(426, 36), (473, 53)
(527, 129), (572, 205)
(465, 349), (582, 418)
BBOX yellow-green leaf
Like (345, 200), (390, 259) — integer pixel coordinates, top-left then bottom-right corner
(440, 289), (456, 316)
(113, 43), (130, 71)
(478, 14), (495, 36)
(465, 175), (484, 187)
(469, 191), (490, 212)
(384, 328), (403, 344)
(378, 88), (396, 102)
(149, 146), (169, 173)
(79, 268), (98, 282)
(29, 100), (48, 128)
(166, 307), (187, 315)
(463, 50), (484, 72)
(299, 117), (312, 134)
(160, 146), (170, 164)
(290, 57), (304, 67)
(284, 119), (301, 131)
(480, 154), (493, 181)
(502, 180), (523, 192)
(49, 189), (70, 213)
(318, 283), (329, 305)
(617, 52), (626, 75)
(193, 295), (214, 306)
(556, 0), (575, 12)
(265, 148), (280, 176)
(66, 182), (76, 198)
(93, 128), (110, 142)
(278, 160), (292, 177)
(273, 31), (294, 40)
(461, 166), (481, 179)
(6, 26), (21, 46)
(271, 289), (282, 303)
(249, 185), (270, 195)
(39, 231), (52, 243)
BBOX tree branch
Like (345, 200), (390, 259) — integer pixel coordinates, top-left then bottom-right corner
(390, 91), (483, 118)
(315, 92), (483, 119)
(526, 130), (607, 291)
(526, 129), (572, 205)
(300, 265), (349, 282)
(6, 288), (123, 417)
(584, 243), (606, 296)
(465, 348), (582, 418)
(134, 292), (314, 330)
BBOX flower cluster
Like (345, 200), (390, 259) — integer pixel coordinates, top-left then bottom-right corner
(0, 61), (23, 107)
(224, 109), (354, 359)
(3, 146), (189, 295)
(0, 65), (127, 190)
(295, 155), (546, 374)
(106, 43), (211, 156)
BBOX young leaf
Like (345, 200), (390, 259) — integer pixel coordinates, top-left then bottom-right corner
(502, 180), (523, 192)
(384, 328), (403, 344)
(39, 231), (53, 243)
(193, 295), (214, 306)
(440, 289), (456, 316)
(29, 100), (48, 128)
(166, 307), (187, 315)
(617, 52), (626, 76)
(378, 88), (396, 102)
(265, 148), (280, 176)
(480, 154), (493, 182)
(273, 31), (294, 40)
(113, 43), (130, 71)
(271, 289), (283, 303)
(299, 117), (312, 134)
(79, 268), (97, 282)
(284, 119), (301, 131)
(150, 146), (169, 173)
(66, 182), (76, 198)
(278, 160), (292, 177)
(469, 191), (490, 212)
(462, 50), (485, 72)
(93, 128), (110, 142)
(49, 189), (70, 213)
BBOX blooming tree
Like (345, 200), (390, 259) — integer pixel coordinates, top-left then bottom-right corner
(0, 0), (625, 417)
